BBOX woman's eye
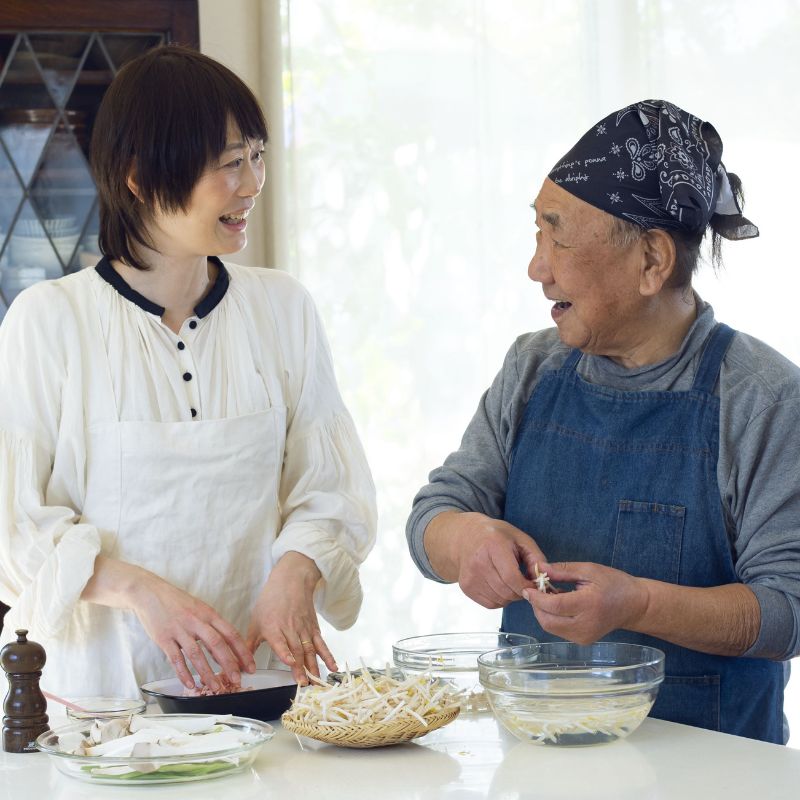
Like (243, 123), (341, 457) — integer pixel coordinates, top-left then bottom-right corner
(226, 157), (244, 169)
(253, 149), (265, 162)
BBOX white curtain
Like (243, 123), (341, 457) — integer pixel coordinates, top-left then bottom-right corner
(277, 0), (800, 743)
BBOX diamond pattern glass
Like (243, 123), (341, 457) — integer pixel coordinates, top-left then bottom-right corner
(0, 31), (163, 315)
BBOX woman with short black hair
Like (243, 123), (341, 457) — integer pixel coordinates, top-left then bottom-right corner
(0, 45), (376, 698)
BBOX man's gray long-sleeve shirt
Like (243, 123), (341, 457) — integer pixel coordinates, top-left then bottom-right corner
(407, 301), (800, 661)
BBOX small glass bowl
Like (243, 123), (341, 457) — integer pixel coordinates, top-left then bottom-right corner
(36, 714), (274, 785)
(478, 641), (665, 746)
(393, 632), (536, 713)
(65, 696), (147, 721)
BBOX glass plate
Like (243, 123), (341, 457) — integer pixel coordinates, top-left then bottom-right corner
(36, 713), (274, 785)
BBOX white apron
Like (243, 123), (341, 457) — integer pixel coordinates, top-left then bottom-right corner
(36, 316), (287, 699)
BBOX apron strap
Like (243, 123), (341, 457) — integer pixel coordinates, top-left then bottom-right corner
(692, 323), (736, 393)
(562, 348), (583, 373)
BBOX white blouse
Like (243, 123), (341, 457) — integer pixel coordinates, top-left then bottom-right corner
(0, 260), (377, 665)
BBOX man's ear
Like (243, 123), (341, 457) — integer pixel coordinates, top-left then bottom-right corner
(639, 228), (677, 296)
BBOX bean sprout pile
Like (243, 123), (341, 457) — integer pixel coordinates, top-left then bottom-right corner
(283, 665), (459, 728)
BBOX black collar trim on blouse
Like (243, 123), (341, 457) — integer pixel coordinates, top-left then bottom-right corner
(94, 256), (230, 319)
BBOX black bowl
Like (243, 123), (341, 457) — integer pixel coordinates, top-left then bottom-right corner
(140, 669), (296, 722)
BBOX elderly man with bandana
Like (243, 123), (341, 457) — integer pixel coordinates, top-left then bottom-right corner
(406, 100), (800, 744)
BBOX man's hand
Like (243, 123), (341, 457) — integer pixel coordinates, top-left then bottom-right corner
(523, 561), (648, 644)
(246, 551), (336, 685)
(425, 511), (547, 608)
(523, 561), (760, 657)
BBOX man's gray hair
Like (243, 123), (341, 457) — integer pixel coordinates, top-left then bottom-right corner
(606, 216), (704, 288)
(607, 217), (643, 249)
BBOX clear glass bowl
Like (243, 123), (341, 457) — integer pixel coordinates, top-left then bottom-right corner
(478, 641), (664, 746)
(36, 714), (274, 784)
(65, 696), (146, 721)
(392, 632), (536, 713)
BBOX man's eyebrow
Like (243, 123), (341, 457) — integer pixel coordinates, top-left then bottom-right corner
(541, 211), (561, 230)
(529, 202), (561, 230)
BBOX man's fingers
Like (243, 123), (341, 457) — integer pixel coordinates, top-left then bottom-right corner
(525, 584), (582, 619)
(461, 575), (507, 608)
(486, 546), (535, 599)
(538, 561), (590, 582)
(518, 549), (549, 584)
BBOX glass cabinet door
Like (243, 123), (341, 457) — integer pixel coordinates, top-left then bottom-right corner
(0, 31), (164, 320)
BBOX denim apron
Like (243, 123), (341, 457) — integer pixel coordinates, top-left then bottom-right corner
(501, 323), (784, 743)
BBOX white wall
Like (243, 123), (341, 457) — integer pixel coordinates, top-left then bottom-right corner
(199, 0), (284, 269)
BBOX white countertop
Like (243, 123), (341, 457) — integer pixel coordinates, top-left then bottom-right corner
(2, 712), (799, 799)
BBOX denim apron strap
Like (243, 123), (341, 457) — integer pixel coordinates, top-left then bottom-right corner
(501, 323), (784, 743)
(692, 323), (736, 393)
(560, 347), (583, 374)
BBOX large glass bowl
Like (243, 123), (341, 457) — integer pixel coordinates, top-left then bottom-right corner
(392, 632), (536, 713)
(36, 714), (274, 785)
(478, 641), (664, 746)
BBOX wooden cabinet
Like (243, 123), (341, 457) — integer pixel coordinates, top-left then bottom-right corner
(0, 0), (198, 321)
(0, 1), (198, 636)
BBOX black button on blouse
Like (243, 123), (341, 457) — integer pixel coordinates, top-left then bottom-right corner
(190, 408), (197, 418)
(189, 320), (197, 329)
(177, 341), (185, 351)
(183, 372), (192, 381)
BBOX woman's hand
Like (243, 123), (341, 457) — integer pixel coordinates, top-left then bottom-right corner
(425, 511), (547, 609)
(131, 573), (257, 691)
(82, 555), (256, 691)
(246, 551), (336, 685)
(523, 561), (649, 644)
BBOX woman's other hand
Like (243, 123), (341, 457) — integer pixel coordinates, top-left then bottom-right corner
(82, 555), (256, 691)
(246, 551), (336, 685)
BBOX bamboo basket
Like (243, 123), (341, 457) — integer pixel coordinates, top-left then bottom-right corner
(281, 705), (460, 748)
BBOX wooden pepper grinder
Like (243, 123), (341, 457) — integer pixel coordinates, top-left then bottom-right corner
(1, 629), (49, 753)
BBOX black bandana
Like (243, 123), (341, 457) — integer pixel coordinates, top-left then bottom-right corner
(547, 99), (758, 239)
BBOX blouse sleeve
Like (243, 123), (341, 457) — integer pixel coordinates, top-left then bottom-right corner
(0, 286), (101, 639)
(269, 286), (377, 629)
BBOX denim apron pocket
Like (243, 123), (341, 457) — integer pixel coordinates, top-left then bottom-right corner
(612, 500), (685, 583)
